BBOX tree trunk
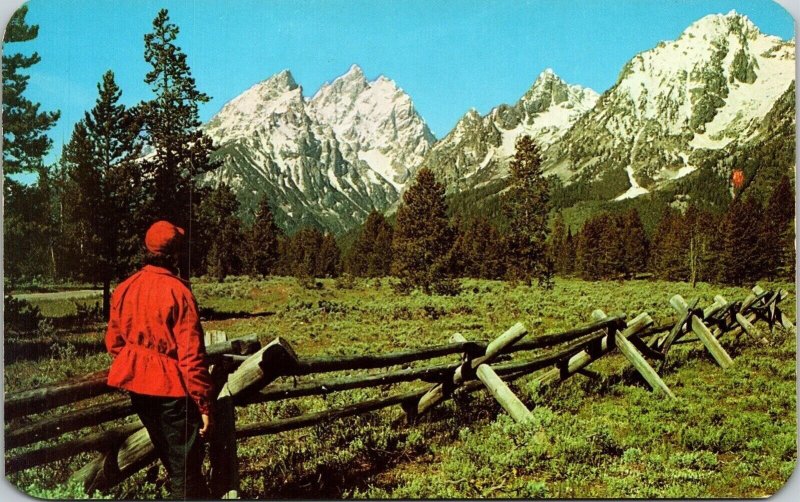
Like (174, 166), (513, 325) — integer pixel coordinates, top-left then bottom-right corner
(103, 277), (111, 322)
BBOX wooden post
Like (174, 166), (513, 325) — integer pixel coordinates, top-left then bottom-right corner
(537, 313), (651, 386)
(776, 289), (795, 332)
(670, 295), (733, 369)
(72, 337), (299, 494)
(451, 333), (533, 422)
(713, 294), (768, 345)
(593, 310), (675, 399)
(413, 323), (527, 420)
(734, 313), (760, 339)
(657, 298), (698, 361)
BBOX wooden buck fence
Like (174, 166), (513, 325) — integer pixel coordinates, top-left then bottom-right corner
(4, 285), (794, 499)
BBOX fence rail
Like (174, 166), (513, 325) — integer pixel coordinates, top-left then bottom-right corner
(4, 285), (793, 499)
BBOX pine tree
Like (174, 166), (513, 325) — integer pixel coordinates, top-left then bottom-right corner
(61, 71), (142, 317)
(317, 234), (342, 278)
(451, 218), (506, 279)
(718, 197), (764, 285)
(289, 227), (325, 280)
(502, 135), (553, 285)
(650, 210), (688, 281)
(562, 228), (576, 276)
(761, 175), (794, 280)
(576, 215), (604, 280)
(391, 168), (454, 293)
(684, 205), (720, 286)
(198, 184), (244, 281)
(549, 213), (567, 276)
(245, 196), (282, 276)
(347, 211), (393, 277)
(3, 5), (60, 284)
(370, 217), (394, 277)
(139, 9), (220, 277)
(2, 5), (60, 177)
(620, 209), (649, 277)
(600, 214), (626, 279)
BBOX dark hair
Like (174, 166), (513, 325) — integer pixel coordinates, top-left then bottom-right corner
(143, 252), (179, 274)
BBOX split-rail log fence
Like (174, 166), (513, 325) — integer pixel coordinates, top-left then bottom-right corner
(4, 285), (793, 499)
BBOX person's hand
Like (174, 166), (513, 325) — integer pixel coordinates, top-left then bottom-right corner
(199, 413), (213, 439)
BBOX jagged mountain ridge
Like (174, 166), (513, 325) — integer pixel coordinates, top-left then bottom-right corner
(309, 65), (436, 189)
(542, 10), (795, 200)
(204, 66), (434, 234)
(203, 11), (794, 234)
(418, 69), (599, 191)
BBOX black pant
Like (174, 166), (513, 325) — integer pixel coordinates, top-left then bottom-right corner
(130, 393), (208, 500)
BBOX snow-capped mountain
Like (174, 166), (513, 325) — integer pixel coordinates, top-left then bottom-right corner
(543, 10), (795, 199)
(309, 64), (435, 190)
(204, 67), (434, 233)
(203, 11), (794, 234)
(418, 69), (599, 191)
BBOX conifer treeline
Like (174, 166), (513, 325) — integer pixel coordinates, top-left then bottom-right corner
(547, 175), (795, 285)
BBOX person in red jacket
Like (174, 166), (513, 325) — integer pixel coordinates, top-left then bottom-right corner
(106, 220), (214, 499)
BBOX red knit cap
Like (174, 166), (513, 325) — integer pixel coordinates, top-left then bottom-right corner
(145, 221), (185, 256)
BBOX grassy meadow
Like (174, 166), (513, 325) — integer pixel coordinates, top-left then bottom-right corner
(4, 276), (797, 499)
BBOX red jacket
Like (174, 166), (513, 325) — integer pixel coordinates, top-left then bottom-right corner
(105, 265), (214, 415)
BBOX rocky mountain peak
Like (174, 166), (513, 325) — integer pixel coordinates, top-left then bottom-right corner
(313, 64), (369, 102)
(520, 68), (596, 113)
(263, 69), (300, 92)
(681, 10), (760, 41)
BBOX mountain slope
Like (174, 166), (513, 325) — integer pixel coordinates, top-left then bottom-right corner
(543, 11), (795, 200)
(204, 68), (434, 234)
(309, 65), (435, 190)
(419, 69), (598, 192)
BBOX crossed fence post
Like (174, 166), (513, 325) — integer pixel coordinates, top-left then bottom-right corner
(408, 323), (533, 423)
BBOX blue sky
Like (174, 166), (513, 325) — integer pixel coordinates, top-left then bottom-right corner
(7, 0), (796, 166)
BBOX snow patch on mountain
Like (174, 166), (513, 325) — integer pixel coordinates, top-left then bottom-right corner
(615, 166), (650, 200)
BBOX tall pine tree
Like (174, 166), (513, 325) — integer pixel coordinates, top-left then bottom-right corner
(503, 135), (553, 286)
(761, 175), (794, 280)
(391, 168), (454, 293)
(3, 5), (60, 177)
(317, 234), (342, 278)
(245, 196), (282, 276)
(3, 5), (60, 284)
(139, 9), (220, 277)
(197, 184), (244, 281)
(347, 211), (394, 277)
(450, 218), (506, 279)
(620, 209), (649, 278)
(576, 215), (605, 280)
(718, 197), (764, 285)
(549, 213), (568, 276)
(61, 71), (142, 317)
(562, 227), (576, 276)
